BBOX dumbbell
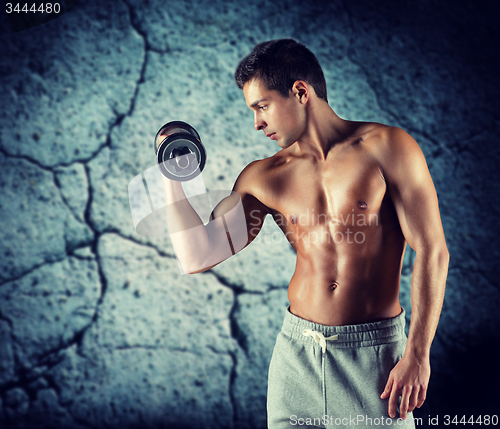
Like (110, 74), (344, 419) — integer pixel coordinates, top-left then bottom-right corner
(154, 121), (207, 181)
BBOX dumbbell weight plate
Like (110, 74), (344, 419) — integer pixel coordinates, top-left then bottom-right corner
(156, 133), (206, 181)
(154, 121), (201, 154)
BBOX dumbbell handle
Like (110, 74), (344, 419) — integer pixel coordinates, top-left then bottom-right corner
(155, 121), (207, 182)
(154, 121), (201, 155)
(171, 146), (192, 168)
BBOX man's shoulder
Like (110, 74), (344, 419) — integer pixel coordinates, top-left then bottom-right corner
(232, 155), (276, 197)
(237, 152), (285, 181)
(354, 122), (393, 144)
(358, 124), (429, 188)
(355, 123), (419, 159)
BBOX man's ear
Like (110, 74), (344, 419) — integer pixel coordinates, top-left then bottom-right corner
(292, 80), (309, 104)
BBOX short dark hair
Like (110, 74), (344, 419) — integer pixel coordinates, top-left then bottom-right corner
(235, 39), (328, 103)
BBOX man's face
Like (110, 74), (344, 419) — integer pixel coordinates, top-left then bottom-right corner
(243, 78), (306, 149)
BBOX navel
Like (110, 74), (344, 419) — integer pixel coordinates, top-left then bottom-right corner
(290, 214), (297, 225)
(330, 282), (339, 291)
(357, 201), (368, 210)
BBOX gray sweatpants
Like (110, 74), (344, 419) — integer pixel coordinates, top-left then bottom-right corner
(267, 307), (416, 429)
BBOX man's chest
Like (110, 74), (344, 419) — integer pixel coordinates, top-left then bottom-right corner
(261, 149), (388, 228)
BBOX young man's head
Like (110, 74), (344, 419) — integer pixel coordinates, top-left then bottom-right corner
(234, 39), (328, 103)
(235, 39), (328, 149)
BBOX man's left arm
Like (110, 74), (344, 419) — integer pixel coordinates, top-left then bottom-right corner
(377, 127), (450, 420)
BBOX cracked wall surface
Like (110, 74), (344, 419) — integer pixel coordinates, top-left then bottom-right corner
(0, 0), (499, 428)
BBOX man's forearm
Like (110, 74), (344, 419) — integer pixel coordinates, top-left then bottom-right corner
(406, 246), (449, 358)
(163, 176), (205, 233)
(162, 176), (242, 273)
(162, 176), (214, 272)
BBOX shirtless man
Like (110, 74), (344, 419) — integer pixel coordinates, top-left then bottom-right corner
(162, 39), (449, 428)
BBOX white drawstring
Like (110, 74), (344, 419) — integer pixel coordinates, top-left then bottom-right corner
(302, 329), (339, 354)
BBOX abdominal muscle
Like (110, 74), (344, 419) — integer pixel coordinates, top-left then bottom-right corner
(287, 226), (405, 326)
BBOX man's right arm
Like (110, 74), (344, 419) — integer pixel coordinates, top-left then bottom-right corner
(163, 160), (269, 274)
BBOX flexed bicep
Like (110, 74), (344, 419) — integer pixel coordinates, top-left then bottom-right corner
(169, 161), (268, 274)
(210, 185), (269, 255)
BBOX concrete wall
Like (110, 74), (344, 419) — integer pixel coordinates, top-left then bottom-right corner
(0, 0), (498, 428)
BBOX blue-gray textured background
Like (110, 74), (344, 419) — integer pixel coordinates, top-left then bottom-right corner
(0, 0), (499, 428)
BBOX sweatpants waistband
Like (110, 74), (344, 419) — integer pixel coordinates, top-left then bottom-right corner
(281, 307), (407, 348)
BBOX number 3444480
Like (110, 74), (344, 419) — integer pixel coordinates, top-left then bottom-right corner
(442, 415), (499, 426)
(5, 3), (61, 13)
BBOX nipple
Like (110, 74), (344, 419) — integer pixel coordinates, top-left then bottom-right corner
(290, 214), (297, 225)
(357, 201), (368, 210)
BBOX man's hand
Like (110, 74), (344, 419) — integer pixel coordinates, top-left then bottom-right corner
(380, 353), (430, 420)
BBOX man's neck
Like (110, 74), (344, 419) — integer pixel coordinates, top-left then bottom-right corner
(293, 101), (352, 160)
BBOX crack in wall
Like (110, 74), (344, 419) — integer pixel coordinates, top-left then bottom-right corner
(0, 313), (14, 331)
(0, 128), (105, 172)
(204, 268), (290, 428)
(0, 256), (68, 288)
(1, 336), (98, 428)
(340, 0), (449, 152)
(0, 343), (65, 396)
(227, 350), (238, 428)
(0, 146), (54, 174)
(81, 164), (107, 326)
(52, 167), (87, 222)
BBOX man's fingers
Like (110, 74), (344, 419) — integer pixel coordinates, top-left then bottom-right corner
(399, 386), (411, 420)
(388, 383), (400, 418)
(416, 385), (427, 408)
(380, 377), (393, 399)
(408, 387), (420, 412)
